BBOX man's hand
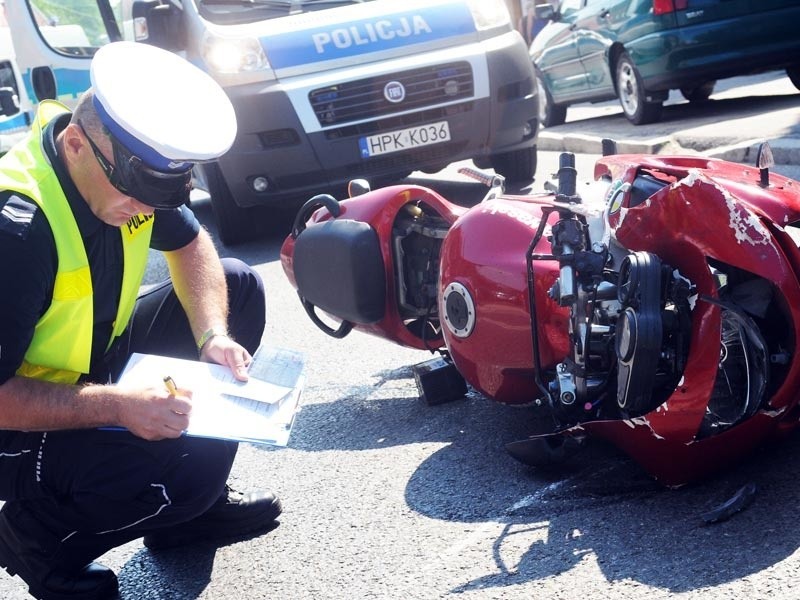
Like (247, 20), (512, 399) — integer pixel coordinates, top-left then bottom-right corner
(199, 335), (252, 382)
(117, 385), (193, 441)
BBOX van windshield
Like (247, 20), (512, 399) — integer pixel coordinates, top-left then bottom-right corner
(23, 0), (120, 57)
(197, 0), (376, 26)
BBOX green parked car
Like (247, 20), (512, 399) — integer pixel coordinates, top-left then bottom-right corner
(531, 0), (800, 126)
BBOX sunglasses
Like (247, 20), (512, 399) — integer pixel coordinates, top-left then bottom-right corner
(77, 120), (192, 209)
(79, 121), (129, 194)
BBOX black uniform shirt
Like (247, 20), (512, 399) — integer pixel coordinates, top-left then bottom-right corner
(0, 113), (201, 385)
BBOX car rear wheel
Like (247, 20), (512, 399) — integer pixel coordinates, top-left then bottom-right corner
(788, 66), (800, 90)
(204, 162), (258, 246)
(536, 73), (567, 128)
(616, 53), (662, 125)
(680, 81), (716, 102)
(490, 145), (537, 184)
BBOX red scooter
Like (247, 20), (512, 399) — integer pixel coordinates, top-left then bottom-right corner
(280, 142), (800, 488)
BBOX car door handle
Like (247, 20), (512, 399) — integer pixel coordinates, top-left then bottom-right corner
(599, 9), (610, 18)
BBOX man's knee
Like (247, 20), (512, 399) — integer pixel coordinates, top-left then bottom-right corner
(148, 437), (238, 523)
(44, 432), (237, 532)
(222, 258), (265, 353)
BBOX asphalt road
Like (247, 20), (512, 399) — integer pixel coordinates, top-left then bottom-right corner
(4, 73), (800, 599)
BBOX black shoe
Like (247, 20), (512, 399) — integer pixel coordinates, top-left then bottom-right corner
(0, 510), (119, 600)
(143, 486), (282, 551)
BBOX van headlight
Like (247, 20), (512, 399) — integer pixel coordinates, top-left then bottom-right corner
(466, 0), (511, 30)
(202, 33), (270, 74)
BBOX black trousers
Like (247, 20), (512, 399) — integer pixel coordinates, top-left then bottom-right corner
(0, 257), (266, 557)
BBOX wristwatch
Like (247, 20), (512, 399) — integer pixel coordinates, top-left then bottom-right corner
(197, 327), (228, 353)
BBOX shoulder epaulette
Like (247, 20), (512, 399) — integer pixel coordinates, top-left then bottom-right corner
(0, 192), (39, 240)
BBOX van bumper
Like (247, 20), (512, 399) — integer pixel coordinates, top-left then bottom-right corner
(216, 32), (537, 209)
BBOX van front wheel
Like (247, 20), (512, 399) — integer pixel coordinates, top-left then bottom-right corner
(204, 163), (258, 246)
(490, 145), (537, 184)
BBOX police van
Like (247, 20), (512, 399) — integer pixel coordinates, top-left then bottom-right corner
(4, 0), (538, 245)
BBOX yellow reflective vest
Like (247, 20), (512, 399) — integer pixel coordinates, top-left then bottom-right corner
(0, 100), (153, 384)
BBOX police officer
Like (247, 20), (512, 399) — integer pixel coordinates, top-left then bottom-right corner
(0, 42), (281, 599)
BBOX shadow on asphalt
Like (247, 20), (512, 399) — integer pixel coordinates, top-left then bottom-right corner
(115, 521), (283, 599)
(442, 431), (800, 594)
(254, 361), (800, 594)
(116, 545), (216, 599)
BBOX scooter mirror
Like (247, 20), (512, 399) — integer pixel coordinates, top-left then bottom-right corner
(756, 141), (774, 170)
(756, 141), (774, 187)
(348, 179), (371, 197)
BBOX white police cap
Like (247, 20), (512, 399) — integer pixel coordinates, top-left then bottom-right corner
(90, 41), (236, 173)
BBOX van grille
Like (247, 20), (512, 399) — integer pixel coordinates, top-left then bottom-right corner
(309, 62), (474, 127)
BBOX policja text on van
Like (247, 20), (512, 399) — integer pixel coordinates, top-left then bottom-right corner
(312, 15), (433, 54)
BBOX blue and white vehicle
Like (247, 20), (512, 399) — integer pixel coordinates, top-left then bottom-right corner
(0, 0), (94, 149)
(5, 0), (539, 245)
(0, 26), (30, 144)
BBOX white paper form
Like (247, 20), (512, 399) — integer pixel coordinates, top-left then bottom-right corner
(116, 346), (305, 446)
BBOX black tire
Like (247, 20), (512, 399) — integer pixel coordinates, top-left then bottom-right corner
(680, 81), (715, 102)
(490, 145), (537, 183)
(615, 52), (662, 125)
(203, 162), (258, 246)
(536, 73), (567, 128)
(787, 66), (800, 91)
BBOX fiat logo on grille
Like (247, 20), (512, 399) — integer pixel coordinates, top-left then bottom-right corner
(383, 81), (406, 103)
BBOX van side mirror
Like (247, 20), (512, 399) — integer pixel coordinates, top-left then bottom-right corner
(132, 0), (186, 52)
(31, 66), (57, 101)
(0, 87), (20, 117)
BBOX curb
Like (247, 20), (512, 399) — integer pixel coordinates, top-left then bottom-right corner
(538, 130), (673, 155)
(703, 137), (800, 164)
(538, 130), (800, 175)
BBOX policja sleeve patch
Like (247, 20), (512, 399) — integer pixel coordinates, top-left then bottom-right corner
(0, 193), (39, 240)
